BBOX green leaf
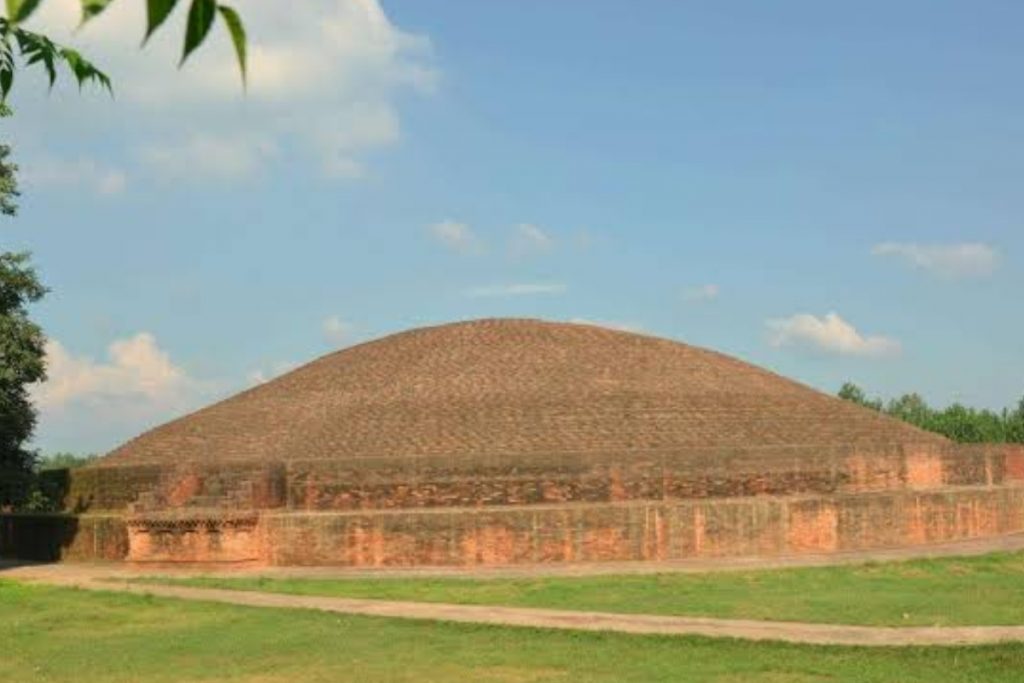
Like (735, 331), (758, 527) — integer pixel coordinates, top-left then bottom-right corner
(41, 49), (55, 87)
(217, 4), (245, 85)
(180, 0), (215, 66)
(0, 41), (14, 99)
(0, 63), (13, 100)
(144, 0), (180, 45)
(6, 0), (43, 23)
(25, 50), (56, 87)
(80, 0), (114, 24)
(15, 30), (56, 86)
(59, 46), (113, 96)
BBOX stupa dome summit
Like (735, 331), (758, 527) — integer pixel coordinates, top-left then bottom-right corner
(104, 318), (938, 466)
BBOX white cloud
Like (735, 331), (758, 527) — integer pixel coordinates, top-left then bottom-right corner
(26, 0), (437, 181)
(28, 333), (224, 453)
(682, 284), (719, 302)
(21, 157), (127, 196)
(464, 283), (566, 298)
(312, 102), (401, 179)
(766, 312), (901, 358)
(871, 242), (999, 278)
(429, 220), (482, 254)
(139, 135), (278, 181)
(322, 315), (354, 344)
(510, 223), (554, 256)
(33, 333), (199, 410)
(569, 318), (645, 333)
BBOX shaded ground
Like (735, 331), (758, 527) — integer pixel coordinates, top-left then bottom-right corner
(3, 580), (1024, 683)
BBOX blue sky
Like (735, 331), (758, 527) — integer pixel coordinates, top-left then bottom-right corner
(4, 0), (1022, 453)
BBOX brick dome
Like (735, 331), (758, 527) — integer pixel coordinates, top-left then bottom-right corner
(100, 318), (940, 466)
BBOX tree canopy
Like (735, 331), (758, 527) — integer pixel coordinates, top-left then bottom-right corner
(36, 451), (97, 470)
(0, 142), (15, 214)
(838, 382), (1024, 444)
(0, 251), (47, 508)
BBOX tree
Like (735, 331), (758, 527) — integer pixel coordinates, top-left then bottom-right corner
(36, 451), (97, 470)
(1007, 398), (1024, 443)
(885, 393), (932, 429)
(837, 382), (882, 411)
(1, 0), (247, 105)
(0, 251), (47, 509)
(837, 382), (1024, 444)
(0, 143), (15, 215)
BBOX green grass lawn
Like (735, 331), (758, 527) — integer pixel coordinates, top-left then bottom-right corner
(3, 579), (1023, 683)
(143, 550), (1024, 627)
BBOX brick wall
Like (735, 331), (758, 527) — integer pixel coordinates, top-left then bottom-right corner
(261, 484), (1024, 567)
(5, 443), (1021, 567)
(62, 462), (286, 513)
(44, 443), (1024, 516)
(125, 512), (261, 564)
(283, 443), (1012, 511)
(59, 465), (163, 512)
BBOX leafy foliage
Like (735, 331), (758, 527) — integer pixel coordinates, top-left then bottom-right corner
(1, 16), (112, 102)
(0, 251), (47, 509)
(216, 3), (244, 85)
(0, 0), (247, 104)
(36, 451), (97, 471)
(181, 0), (215, 67)
(0, 112), (46, 509)
(838, 382), (1024, 444)
(0, 142), (16, 215)
(837, 382), (882, 412)
(145, 0), (179, 42)
(16, 452), (96, 509)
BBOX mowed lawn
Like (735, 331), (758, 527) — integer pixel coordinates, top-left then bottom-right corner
(148, 550), (1024, 627)
(3, 580), (1024, 683)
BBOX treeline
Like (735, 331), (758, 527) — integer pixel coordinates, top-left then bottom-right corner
(8, 453), (98, 512)
(838, 383), (1024, 444)
(35, 452), (98, 471)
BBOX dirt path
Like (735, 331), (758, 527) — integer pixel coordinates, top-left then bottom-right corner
(6, 560), (1024, 647)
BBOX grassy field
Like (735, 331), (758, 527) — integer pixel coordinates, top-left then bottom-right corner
(144, 550), (1024, 627)
(3, 580), (1024, 683)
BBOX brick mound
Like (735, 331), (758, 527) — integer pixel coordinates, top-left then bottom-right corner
(101, 318), (939, 467)
(6, 319), (1024, 568)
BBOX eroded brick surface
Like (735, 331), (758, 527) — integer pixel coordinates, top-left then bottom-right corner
(1005, 446), (1024, 482)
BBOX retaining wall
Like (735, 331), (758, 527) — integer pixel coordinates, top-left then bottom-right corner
(2, 443), (1023, 566)
(261, 484), (1024, 566)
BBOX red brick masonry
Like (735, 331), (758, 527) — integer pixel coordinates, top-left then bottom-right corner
(3, 443), (1023, 566)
